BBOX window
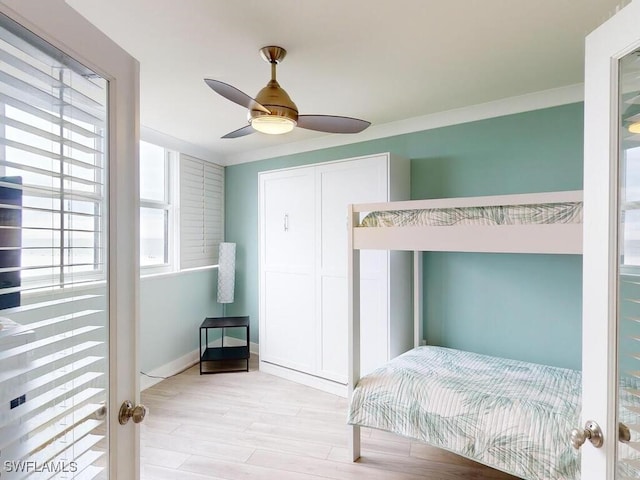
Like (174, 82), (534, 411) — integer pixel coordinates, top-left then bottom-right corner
(0, 23), (107, 292)
(139, 141), (173, 270)
(139, 145), (224, 273)
(179, 154), (224, 269)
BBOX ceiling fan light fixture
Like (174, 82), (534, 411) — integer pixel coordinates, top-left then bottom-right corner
(629, 121), (640, 134)
(205, 45), (371, 139)
(251, 115), (296, 135)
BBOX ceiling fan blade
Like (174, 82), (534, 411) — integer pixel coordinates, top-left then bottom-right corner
(297, 115), (371, 134)
(204, 78), (270, 114)
(222, 125), (255, 139)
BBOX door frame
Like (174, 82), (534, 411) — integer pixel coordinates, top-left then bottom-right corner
(583, 1), (640, 478)
(0, 0), (141, 478)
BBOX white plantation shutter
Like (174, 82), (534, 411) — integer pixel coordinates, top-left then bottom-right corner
(0, 11), (108, 480)
(617, 53), (640, 478)
(179, 154), (224, 269)
(619, 275), (640, 477)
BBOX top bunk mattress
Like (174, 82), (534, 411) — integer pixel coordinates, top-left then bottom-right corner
(359, 201), (583, 228)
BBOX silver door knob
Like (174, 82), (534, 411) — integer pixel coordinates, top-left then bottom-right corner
(118, 400), (147, 425)
(570, 420), (603, 449)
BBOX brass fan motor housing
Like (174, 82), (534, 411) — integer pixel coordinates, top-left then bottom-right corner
(249, 79), (299, 125)
(249, 46), (298, 126)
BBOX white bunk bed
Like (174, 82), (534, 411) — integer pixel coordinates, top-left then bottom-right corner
(346, 190), (583, 480)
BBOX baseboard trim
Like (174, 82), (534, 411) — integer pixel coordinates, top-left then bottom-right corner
(222, 336), (259, 355)
(140, 336), (259, 391)
(140, 349), (199, 391)
(259, 360), (347, 398)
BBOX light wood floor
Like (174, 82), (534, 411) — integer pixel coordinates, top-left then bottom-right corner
(140, 356), (520, 480)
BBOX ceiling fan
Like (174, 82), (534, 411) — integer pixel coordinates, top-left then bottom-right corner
(204, 46), (371, 139)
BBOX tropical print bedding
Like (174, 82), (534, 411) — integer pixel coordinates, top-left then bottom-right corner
(348, 346), (581, 480)
(359, 201), (582, 228)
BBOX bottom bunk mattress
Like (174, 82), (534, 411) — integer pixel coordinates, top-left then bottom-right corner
(348, 346), (581, 480)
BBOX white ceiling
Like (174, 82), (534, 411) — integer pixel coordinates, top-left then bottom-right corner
(66, 0), (624, 164)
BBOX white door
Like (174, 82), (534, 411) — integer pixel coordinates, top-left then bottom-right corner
(0, 1), (140, 479)
(259, 168), (316, 373)
(583, 1), (640, 478)
(316, 157), (388, 382)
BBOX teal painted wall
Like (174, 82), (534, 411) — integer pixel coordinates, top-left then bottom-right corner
(224, 103), (584, 370)
(424, 253), (582, 368)
(140, 269), (222, 372)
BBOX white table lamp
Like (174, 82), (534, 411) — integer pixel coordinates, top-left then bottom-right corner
(217, 242), (236, 314)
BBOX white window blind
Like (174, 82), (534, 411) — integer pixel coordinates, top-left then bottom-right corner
(0, 11), (108, 479)
(179, 154), (224, 269)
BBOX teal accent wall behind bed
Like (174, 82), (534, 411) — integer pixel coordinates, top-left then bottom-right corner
(424, 253), (582, 369)
(224, 102), (584, 370)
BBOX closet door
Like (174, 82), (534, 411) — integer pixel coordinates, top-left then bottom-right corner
(259, 168), (316, 374)
(317, 156), (388, 383)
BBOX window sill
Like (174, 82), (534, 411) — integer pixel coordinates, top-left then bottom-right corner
(141, 264), (218, 280)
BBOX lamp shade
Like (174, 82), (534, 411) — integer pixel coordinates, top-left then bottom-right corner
(217, 242), (236, 304)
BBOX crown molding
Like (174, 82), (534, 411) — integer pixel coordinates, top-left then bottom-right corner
(223, 83), (584, 166)
(141, 125), (223, 164)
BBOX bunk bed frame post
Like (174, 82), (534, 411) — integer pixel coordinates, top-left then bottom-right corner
(413, 251), (423, 347)
(347, 204), (361, 461)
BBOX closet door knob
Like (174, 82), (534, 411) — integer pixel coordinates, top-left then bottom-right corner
(284, 214), (289, 232)
(570, 420), (603, 449)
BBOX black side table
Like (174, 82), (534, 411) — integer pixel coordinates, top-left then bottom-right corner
(199, 316), (250, 374)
